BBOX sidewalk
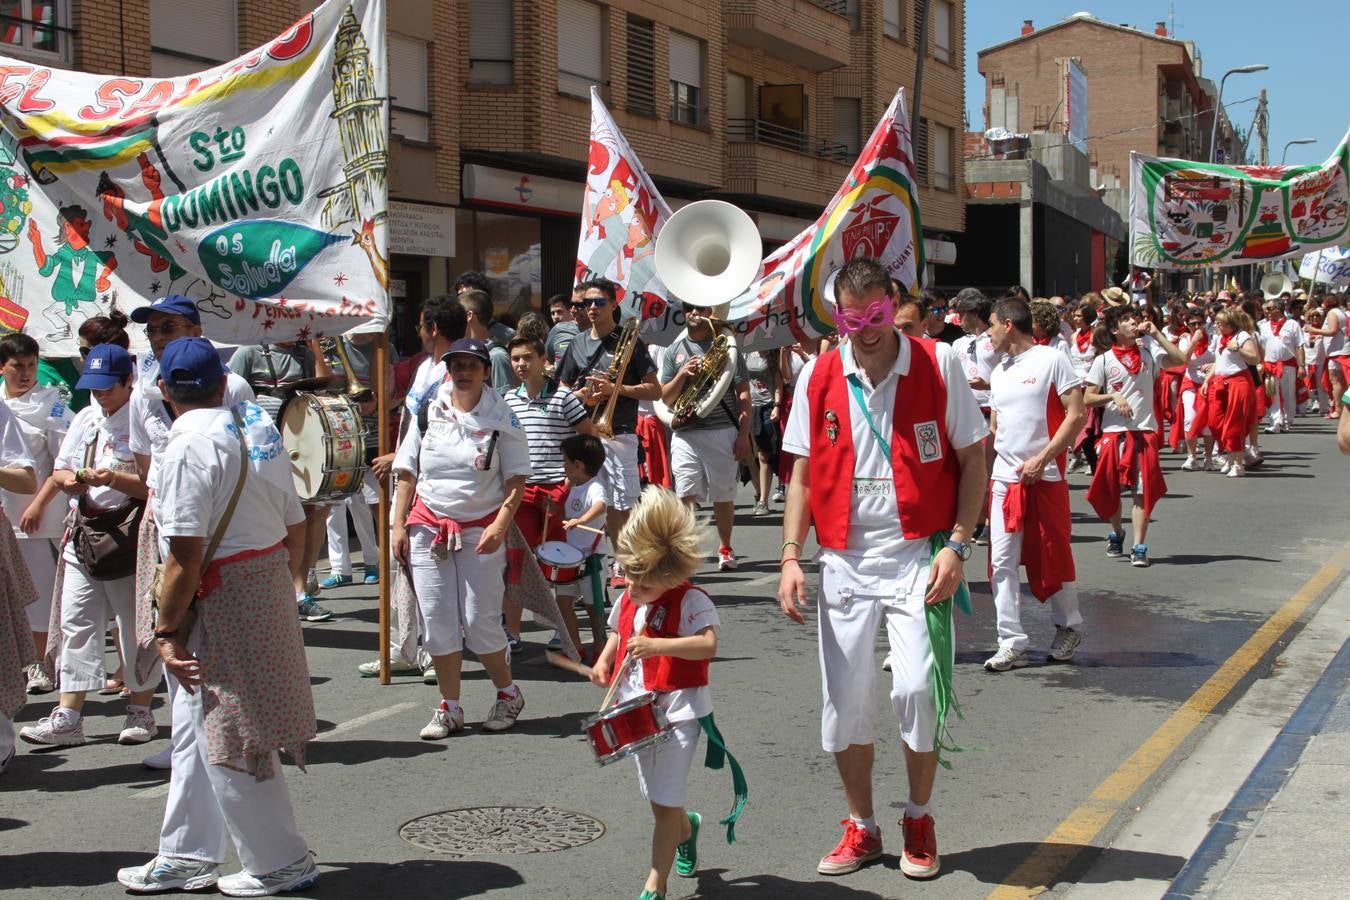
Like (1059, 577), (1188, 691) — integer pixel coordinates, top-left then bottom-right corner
(1164, 637), (1350, 898)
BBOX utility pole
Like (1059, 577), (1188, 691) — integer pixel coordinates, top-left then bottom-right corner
(1257, 89), (1269, 165)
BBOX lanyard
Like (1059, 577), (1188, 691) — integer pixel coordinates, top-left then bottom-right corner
(846, 374), (891, 460)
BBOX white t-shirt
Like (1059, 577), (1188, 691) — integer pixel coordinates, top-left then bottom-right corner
(0, 402), (35, 523)
(1214, 331), (1254, 376)
(989, 346), (1081, 483)
(606, 585), (719, 723)
(151, 404), (306, 560)
(1325, 308), (1349, 357)
(781, 333), (988, 577)
(130, 370), (256, 466)
(563, 475), (606, 554)
(1260, 319), (1304, 364)
(1067, 330), (1097, 378)
(1305, 329), (1327, 369)
(2, 385), (74, 539)
(1177, 333), (1214, 385)
(394, 385), (533, 522)
(952, 331), (998, 406)
(53, 401), (137, 513)
(1086, 347), (1157, 432)
(404, 356), (446, 417)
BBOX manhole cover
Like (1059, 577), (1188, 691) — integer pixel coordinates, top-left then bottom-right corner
(399, 806), (606, 856)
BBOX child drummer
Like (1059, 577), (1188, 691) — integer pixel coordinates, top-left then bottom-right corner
(590, 485), (747, 900)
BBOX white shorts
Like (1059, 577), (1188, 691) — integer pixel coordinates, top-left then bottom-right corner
(19, 539), (58, 632)
(635, 718), (701, 808)
(817, 562), (939, 754)
(601, 434), (641, 511)
(671, 426), (739, 503)
(407, 525), (508, 657)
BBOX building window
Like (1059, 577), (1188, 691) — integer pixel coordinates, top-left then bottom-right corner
(468, 0), (513, 85)
(626, 15), (655, 116)
(388, 34), (430, 142)
(933, 122), (954, 190)
(668, 31), (703, 127)
(932, 0), (953, 63)
(557, 0), (604, 98)
(883, 0), (903, 40)
(150, 0), (236, 75)
(727, 72), (751, 142)
(832, 97), (860, 161)
(914, 117), (930, 185)
(1, 0), (71, 63)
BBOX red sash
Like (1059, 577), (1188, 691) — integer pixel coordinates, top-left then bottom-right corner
(1087, 431), (1167, 521)
(998, 480), (1076, 601)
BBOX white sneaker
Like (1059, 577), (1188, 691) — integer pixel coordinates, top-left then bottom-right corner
(1065, 456), (1084, 474)
(1180, 456), (1197, 471)
(217, 854), (318, 897)
(1203, 457), (1219, 472)
(19, 709), (85, 746)
(771, 486), (786, 503)
(481, 688), (525, 732)
(24, 662), (54, 694)
(142, 746), (173, 770)
(1262, 424), (1280, 434)
(419, 703), (464, 740)
(752, 501), (770, 516)
(118, 855), (220, 893)
(1227, 463), (1246, 478)
(1218, 457), (1232, 474)
(1047, 626), (1082, 662)
(1244, 448), (1263, 466)
(983, 646), (1030, 672)
(119, 708), (157, 745)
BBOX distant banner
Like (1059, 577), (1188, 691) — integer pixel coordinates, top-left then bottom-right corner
(1298, 245), (1350, 286)
(1130, 131), (1350, 271)
(722, 88), (925, 352)
(0, 0), (389, 356)
(574, 87), (677, 343)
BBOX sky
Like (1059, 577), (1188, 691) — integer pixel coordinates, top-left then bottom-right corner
(963, 0), (1349, 168)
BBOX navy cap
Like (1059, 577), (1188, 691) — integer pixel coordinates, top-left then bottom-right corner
(76, 344), (134, 390)
(157, 337), (226, 390)
(442, 338), (491, 365)
(130, 294), (201, 325)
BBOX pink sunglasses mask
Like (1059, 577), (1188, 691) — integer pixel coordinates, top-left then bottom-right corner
(833, 297), (898, 335)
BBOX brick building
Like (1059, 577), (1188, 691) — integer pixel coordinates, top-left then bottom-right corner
(6, 0), (966, 350)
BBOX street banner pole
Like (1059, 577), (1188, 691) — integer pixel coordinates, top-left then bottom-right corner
(376, 333), (391, 684)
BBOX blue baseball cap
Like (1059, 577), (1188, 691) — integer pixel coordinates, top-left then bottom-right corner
(157, 337), (226, 390)
(76, 344), (134, 390)
(130, 294), (201, 325)
(442, 338), (491, 365)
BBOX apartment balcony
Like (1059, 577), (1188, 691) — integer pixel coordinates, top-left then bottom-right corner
(727, 0), (852, 72)
(725, 118), (850, 206)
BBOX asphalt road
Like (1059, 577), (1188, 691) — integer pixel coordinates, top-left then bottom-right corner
(3, 415), (1347, 899)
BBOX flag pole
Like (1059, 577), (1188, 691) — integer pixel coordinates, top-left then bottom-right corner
(375, 332), (391, 685)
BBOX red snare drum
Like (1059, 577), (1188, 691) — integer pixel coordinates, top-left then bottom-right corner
(582, 692), (673, 766)
(536, 540), (585, 584)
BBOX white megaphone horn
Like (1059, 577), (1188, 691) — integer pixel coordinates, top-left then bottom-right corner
(654, 200), (762, 317)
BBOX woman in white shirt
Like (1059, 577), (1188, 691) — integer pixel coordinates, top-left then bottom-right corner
(1204, 309), (1261, 477)
(393, 339), (532, 739)
(1176, 309), (1216, 469)
(19, 344), (158, 748)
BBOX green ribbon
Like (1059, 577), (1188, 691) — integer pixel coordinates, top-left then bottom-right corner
(926, 532), (971, 769)
(698, 712), (748, 843)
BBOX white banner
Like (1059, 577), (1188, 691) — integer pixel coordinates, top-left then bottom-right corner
(1298, 245), (1350, 286)
(0, 0), (389, 355)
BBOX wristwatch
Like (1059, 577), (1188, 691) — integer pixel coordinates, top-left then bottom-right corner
(944, 538), (972, 561)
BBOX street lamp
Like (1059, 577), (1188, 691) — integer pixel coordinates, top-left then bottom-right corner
(1281, 138), (1316, 164)
(1210, 64), (1268, 164)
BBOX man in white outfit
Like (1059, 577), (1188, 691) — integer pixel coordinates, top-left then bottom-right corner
(1258, 298), (1305, 433)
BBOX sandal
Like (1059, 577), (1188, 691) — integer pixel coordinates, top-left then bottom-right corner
(100, 672), (125, 695)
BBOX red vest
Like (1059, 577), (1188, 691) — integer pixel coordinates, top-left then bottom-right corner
(611, 582), (710, 691)
(806, 338), (959, 549)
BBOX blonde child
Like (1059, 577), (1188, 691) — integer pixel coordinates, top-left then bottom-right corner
(589, 486), (746, 900)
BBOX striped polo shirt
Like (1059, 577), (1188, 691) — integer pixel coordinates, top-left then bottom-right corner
(504, 379), (589, 484)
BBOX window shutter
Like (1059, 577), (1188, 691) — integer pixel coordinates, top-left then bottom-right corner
(469, 0), (513, 84)
(933, 0), (952, 62)
(914, 117), (930, 185)
(558, 0), (603, 97)
(832, 97), (860, 160)
(626, 16), (655, 116)
(388, 34), (429, 141)
(933, 124), (953, 189)
(669, 32), (701, 89)
(150, 0), (236, 63)
(884, 0), (902, 39)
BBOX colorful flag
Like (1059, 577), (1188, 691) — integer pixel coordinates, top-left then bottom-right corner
(1130, 131), (1350, 271)
(0, 0), (389, 357)
(1298, 245), (1350, 286)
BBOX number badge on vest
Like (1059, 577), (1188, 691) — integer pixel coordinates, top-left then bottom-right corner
(914, 420), (942, 463)
(825, 409), (839, 445)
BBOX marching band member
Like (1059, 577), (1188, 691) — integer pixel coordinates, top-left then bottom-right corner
(983, 298), (1086, 671)
(1083, 306), (1186, 568)
(1259, 298), (1305, 433)
(659, 302), (751, 570)
(119, 337), (318, 896)
(1, 332), (74, 695)
(778, 258), (988, 882)
(393, 338), (531, 738)
(0, 400), (38, 774)
(1206, 309), (1261, 478)
(556, 278), (661, 587)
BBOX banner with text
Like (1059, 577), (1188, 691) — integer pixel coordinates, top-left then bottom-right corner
(0, 0), (389, 356)
(1130, 131), (1350, 271)
(1298, 245), (1350, 286)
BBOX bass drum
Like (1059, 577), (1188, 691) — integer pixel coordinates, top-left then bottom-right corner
(279, 392), (367, 503)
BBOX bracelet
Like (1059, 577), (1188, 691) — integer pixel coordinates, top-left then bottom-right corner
(153, 629), (177, 639)
(781, 539), (802, 552)
(778, 557), (801, 568)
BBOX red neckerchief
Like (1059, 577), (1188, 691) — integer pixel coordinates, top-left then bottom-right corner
(1033, 334), (1052, 346)
(1075, 329), (1092, 352)
(1190, 331), (1209, 357)
(1219, 332), (1234, 352)
(1269, 317), (1287, 337)
(1111, 344), (1142, 375)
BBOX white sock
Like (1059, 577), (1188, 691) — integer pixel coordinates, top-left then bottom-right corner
(56, 706), (81, 724)
(905, 800), (932, 819)
(296, 591), (307, 604)
(438, 699), (462, 715)
(851, 815), (878, 835)
(498, 683), (519, 699)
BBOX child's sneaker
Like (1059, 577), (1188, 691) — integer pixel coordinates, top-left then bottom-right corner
(1131, 544), (1150, 567)
(1105, 531), (1124, 557)
(675, 811), (701, 877)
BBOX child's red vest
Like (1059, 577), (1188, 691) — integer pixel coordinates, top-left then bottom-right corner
(611, 582), (710, 691)
(806, 338), (959, 549)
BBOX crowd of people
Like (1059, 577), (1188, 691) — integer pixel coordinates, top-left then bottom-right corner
(1, 261), (1347, 898)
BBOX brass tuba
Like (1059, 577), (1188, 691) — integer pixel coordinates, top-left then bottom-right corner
(591, 316), (640, 439)
(662, 330), (736, 429)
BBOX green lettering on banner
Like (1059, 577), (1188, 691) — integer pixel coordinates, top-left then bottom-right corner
(258, 164), (280, 208)
(279, 158), (303, 204)
(199, 181), (223, 226)
(229, 171), (259, 213)
(198, 220), (346, 299)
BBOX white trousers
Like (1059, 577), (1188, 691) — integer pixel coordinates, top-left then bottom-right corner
(407, 525), (507, 657)
(1268, 365), (1297, 428)
(989, 480), (1082, 651)
(19, 539), (57, 632)
(817, 564), (938, 754)
(158, 676), (308, 875)
(324, 476), (379, 576)
(58, 551), (157, 693)
(1180, 389), (1212, 439)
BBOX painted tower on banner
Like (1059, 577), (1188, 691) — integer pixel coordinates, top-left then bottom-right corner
(320, 6), (387, 228)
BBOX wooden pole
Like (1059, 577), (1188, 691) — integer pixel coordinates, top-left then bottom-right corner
(375, 333), (391, 685)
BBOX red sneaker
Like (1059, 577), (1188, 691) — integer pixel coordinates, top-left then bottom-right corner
(817, 819), (883, 875)
(900, 814), (940, 879)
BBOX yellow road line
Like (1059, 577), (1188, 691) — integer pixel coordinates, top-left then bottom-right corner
(988, 546), (1350, 899)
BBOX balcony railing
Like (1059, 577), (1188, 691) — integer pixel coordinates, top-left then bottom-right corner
(811, 0), (849, 14)
(727, 118), (850, 164)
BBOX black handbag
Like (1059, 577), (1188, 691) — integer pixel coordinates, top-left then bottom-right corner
(70, 439), (144, 580)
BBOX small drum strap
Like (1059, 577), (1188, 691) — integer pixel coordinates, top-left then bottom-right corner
(698, 712), (749, 844)
(260, 344), (279, 393)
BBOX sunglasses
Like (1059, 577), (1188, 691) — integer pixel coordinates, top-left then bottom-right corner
(834, 297), (897, 335)
(79, 346), (92, 357)
(682, 304), (713, 316)
(570, 302), (586, 310)
(581, 297), (610, 308)
(928, 306), (948, 316)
